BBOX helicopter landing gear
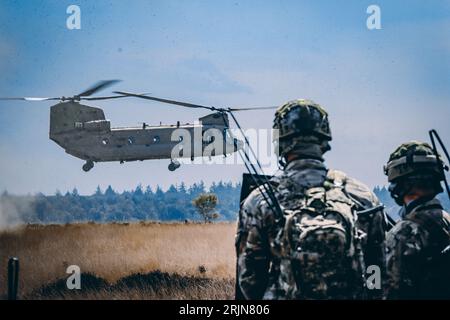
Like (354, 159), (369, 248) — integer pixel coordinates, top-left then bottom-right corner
(82, 160), (94, 172)
(168, 160), (181, 172)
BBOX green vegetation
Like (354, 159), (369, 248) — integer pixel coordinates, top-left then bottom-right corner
(192, 193), (219, 223)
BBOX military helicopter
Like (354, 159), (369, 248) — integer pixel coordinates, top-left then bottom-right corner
(0, 80), (276, 172)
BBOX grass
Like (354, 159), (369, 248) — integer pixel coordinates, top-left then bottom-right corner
(0, 222), (237, 299)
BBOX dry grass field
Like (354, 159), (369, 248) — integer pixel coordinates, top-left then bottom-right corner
(0, 222), (237, 299)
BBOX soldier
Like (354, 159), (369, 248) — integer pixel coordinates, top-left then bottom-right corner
(384, 141), (450, 299)
(236, 99), (386, 299)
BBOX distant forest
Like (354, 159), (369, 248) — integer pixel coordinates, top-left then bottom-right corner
(0, 182), (241, 224)
(1, 182), (449, 225)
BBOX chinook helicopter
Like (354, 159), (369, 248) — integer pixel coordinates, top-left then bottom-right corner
(0, 80), (276, 172)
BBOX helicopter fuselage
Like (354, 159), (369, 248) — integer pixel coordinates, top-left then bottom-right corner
(49, 101), (242, 171)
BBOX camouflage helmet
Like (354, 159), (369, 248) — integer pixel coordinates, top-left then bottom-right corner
(384, 141), (447, 205)
(384, 141), (445, 183)
(273, 99), (331, 160)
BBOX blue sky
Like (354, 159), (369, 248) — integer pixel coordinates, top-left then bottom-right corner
(0, 0), (449, 194)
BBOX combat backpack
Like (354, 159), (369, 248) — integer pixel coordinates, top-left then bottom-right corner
(275, 170), (366, 299)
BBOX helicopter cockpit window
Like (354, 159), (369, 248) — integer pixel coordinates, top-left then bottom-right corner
(153, 136), (160, 143)
(127, 137), (135, 145)
(102, 138), (109, 145)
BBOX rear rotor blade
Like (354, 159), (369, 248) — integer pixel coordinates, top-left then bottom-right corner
(78, 80), (121, 97)
(114, 91), (216, 111)
(0, 97), (60, 101)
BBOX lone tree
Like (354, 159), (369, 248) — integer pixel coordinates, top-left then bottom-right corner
(192, 193), (219, 223)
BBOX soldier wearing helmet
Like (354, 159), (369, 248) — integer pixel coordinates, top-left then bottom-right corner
(384, 141), (450, 299)
(236, 99), (386, 299)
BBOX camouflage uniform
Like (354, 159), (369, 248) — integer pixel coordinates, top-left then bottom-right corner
(236, 99), (386, 300)
(236, 159), (385, 299)
(385, 198), (450, 299)
(383, 141), (450, 299)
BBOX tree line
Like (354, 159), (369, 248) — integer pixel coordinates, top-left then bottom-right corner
(0, 181), (241, 224)
(0, 183), (449, 225)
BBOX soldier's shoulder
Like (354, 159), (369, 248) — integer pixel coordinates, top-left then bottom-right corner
(241, 178), (279, 214)
(386, 219), (424, 251)
(328, 169), (380, 209)
(388, 219), (420, 239)
(389, 199), (449, 243)
(242, 186), (265, 209)
(410, 199), (450, 234)
(385, 219), (426, 265)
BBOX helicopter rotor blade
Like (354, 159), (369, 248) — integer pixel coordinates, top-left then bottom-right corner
(83, 95), (131, 101)
(115, 91), (279, 113)
(0, 97), (60, 101)
(78, 80), (121, 97)
(84, 92), (151, 101)
(114, 91), (216, 111)
(229, 106), (278, 111)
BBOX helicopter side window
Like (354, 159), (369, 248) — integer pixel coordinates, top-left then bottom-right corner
(223, 128), (233, 141)
(74, 122), (83, 129)
(153, 136), (160, 143)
